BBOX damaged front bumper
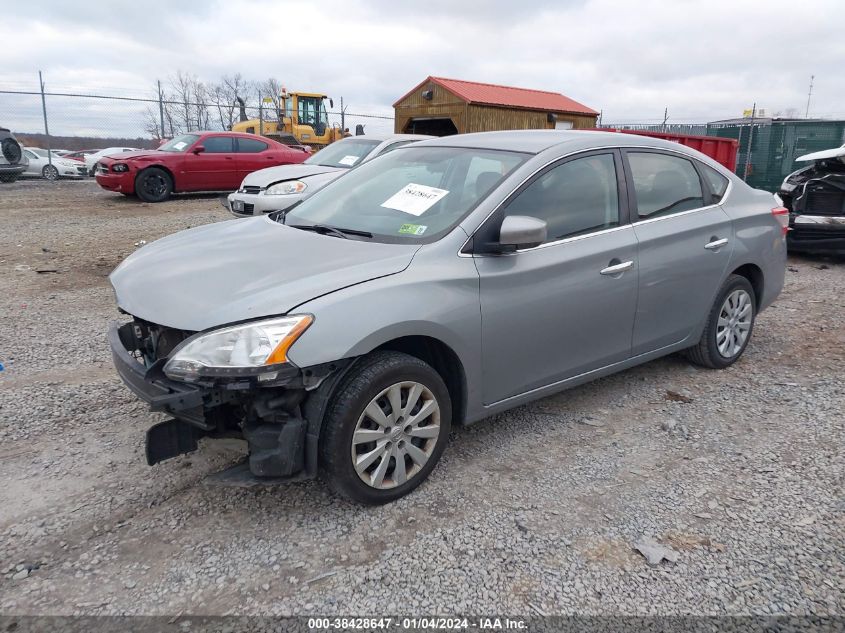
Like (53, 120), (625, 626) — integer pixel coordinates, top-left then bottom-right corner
(109, 320), (337, 479)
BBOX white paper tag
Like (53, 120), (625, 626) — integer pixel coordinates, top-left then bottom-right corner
(173, 141), (187, 150)
(381, 183), (449, 216)
(338, 155), (360, 166)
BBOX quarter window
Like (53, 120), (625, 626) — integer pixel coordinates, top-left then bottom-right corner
(202, 136), (235, 153)
(504, 153), (620, 242)
(700, 162), (729, 204)
(237, 138), (269, 153)
(628, 152), (705, 219)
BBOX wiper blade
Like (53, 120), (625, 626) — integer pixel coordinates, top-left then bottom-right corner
(289, 223), (372, 239)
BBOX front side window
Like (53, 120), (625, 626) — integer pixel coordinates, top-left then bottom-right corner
(202, 136), (235, 153)
(237, 138), (269, 153)
(504, 153), (620, 242)
(285, 146), (527, 243)
(628, 152), (705, 219)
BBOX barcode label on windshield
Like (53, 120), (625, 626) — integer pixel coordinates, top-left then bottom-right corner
(381, 183), (449, 216)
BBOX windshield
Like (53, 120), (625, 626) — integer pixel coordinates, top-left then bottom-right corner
(159, 134), (200, 153)
(305, 139), (380, 168)
(286, 146), (527, 242)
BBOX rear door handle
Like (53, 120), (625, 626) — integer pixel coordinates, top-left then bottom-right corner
(600, 260), (634, 276)
(704, 238), (729, 250)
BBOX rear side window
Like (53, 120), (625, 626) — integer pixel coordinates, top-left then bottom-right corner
(700, 163), (729, 204)
(628, 152), (705, 219)
(505, 153), (620, 242)
(237, 138), (269, 153)
(202, 136), (235, 153)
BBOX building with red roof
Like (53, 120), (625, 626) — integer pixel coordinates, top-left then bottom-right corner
(393, 76), (598, 136)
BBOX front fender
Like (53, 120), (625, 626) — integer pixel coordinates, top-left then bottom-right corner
(286, 251), (483, 415)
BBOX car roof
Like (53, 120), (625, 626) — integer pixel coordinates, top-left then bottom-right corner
(344, 133), (433, 143)
(412, 130), (696, 155)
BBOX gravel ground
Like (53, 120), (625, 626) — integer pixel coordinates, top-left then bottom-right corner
(1, 179), (843, 617)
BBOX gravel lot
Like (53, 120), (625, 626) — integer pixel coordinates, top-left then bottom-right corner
(1, 179), (843, 617)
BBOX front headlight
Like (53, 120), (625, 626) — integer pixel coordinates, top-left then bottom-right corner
(163, 315), (313, 382)
(112, 163), (129, 173)
(265, 180), (307, 195)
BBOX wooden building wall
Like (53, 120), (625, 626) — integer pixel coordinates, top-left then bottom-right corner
(394, 81), (597, 134)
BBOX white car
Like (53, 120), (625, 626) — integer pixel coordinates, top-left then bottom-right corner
(84, 147), (139, 176)
(22, 148), (88, 180)
(226, 134), (432, 217)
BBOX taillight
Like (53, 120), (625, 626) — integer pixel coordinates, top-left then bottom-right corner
(772, 206), (789, 236)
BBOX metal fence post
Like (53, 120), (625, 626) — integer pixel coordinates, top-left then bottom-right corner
(259, 98), (264, 136)
(38, 71), (51, 166)
(157, 80), (165, 139)
(743, 102), (756, 182)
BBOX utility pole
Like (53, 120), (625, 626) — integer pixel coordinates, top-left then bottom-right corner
(340, 96), (345, 132)
(805, 75), (814, 118)
(157, 80), (166, 139)
(743, 102), (756, 182)
(38, 71), (51, 166)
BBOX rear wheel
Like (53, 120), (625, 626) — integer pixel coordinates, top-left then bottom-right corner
(135, 167), (172, 202)
(319, 351), (451, 504)
(0, 174), (17, 183)
(687, 274), (756, 369)
(42, 164), (59, 181)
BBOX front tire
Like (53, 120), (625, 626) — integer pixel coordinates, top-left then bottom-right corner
(135, 167), (173, 202)
(687, 274), (756, 369)
(42, 164), (59, 181)
(319, 351), (451, 504)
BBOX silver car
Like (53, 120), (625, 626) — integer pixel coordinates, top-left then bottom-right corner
(226, 134), (431, 217)
(109, 130), (786, 504)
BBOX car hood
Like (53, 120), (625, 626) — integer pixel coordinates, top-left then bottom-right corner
(796, 145), (845, 162)
(99, 150), (162, 163)
(241, 163), (343, 187)
(110, 216), (419, 331)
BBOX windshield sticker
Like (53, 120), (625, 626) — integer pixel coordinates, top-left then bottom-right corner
(338, 155), (360, 166)
(398, 223), (427, 235)
(173, 141), (187, 150)
(381, 183), (449, 216)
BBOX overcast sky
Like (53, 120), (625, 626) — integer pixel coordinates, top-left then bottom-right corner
(1, 0), (842, 136)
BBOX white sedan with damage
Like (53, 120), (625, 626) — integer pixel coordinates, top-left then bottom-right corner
(226, 134), (431, 217)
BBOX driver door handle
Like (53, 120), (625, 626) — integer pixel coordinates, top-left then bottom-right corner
(600, 260), (634, 276)
(705, 238), (729, 250)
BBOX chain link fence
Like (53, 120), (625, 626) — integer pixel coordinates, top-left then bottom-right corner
(4, 79), (845, 193)
(0, 84), (396, 154)
(600, 120), (845, 191)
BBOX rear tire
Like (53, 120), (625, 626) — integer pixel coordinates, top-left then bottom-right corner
(0, 174), (17, 183)
(135, 167), (173, 202)
(42, 164), (59, 181)
(687, 274), (756, 369)
(319, 351), (451, 504)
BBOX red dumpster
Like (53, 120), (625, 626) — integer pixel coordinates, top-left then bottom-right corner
(596, 129), (738, 172)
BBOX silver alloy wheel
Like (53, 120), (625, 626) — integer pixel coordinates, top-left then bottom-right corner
(42, 164), (59, 181)
(716, 289), (752, 358)
(351, 381), (441, 490)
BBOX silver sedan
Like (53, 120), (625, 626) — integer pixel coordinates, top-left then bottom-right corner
(110, 130), (787, 504)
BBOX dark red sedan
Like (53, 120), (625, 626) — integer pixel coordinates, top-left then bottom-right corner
(95, 132), (309, 202)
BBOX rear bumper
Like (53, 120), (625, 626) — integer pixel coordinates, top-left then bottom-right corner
(0, 164), (26, 176)
(788, 215), (845, 254)
(96, 171), (135, 194)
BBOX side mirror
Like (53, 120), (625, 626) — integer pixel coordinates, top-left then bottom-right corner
(192, 145), (206, 154)
(498, 215), (547, 250)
